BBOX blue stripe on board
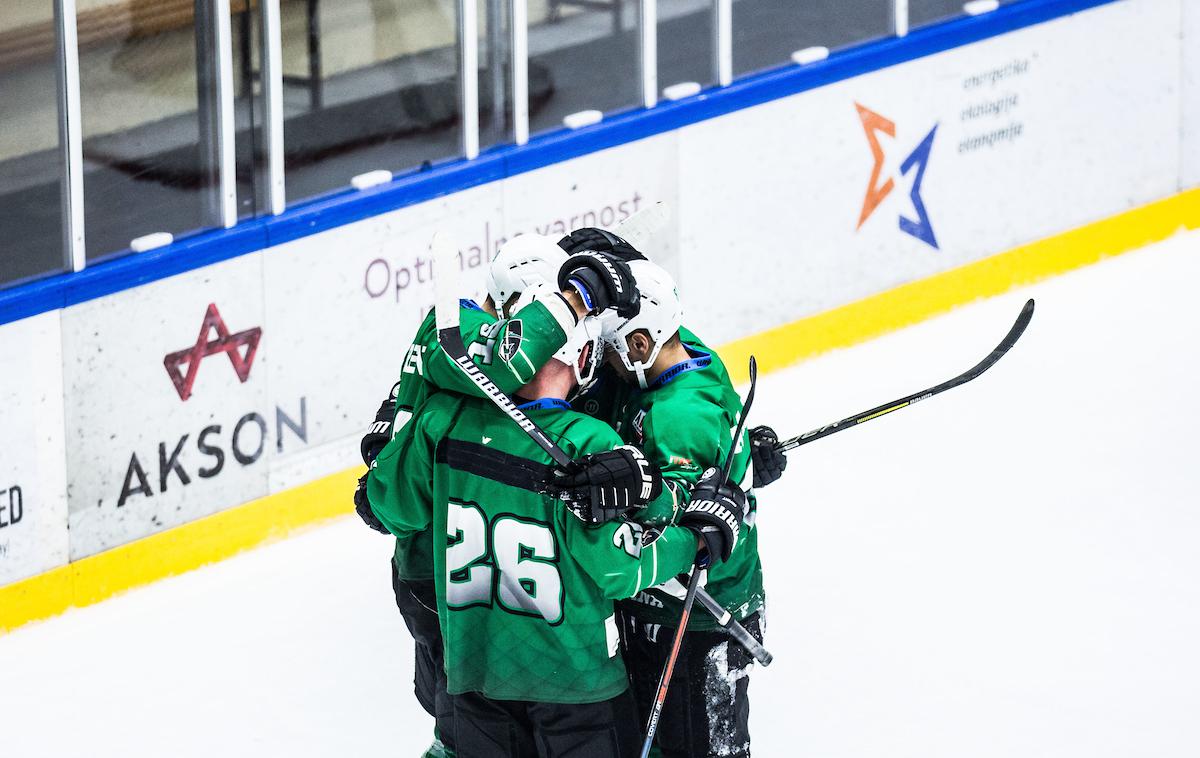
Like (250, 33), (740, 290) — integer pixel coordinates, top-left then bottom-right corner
(0, 0), (1115, 327)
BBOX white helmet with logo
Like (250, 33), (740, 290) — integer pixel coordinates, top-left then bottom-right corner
(486, 233), (568, 317)
(602, 260), (682, 389)
(553, 315), (605, 396)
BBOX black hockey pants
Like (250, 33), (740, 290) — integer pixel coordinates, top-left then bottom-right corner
(622, 610), (763, 758)
(450, 689), (642, 758)
(391, 561), (456, 753)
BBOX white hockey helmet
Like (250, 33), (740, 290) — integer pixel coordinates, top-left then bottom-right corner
(603, 260), (682, 389)
(486, 234), (568, 316)
(553, 315), (605, 395)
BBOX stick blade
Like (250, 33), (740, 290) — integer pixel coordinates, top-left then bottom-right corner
(431, 231), (460, 331)
(612, 201), (670, 251)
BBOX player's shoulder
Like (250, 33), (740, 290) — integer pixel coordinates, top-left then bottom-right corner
(641, 388), (727, 443)
(556, 409), (622, 455)
(680, 326), (737, 384)
(644, 363), (730, 423)
(414, 391), (469, 431)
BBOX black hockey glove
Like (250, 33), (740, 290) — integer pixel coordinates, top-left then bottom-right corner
(679, 467), (749, 566)
(360, 383), (400, 465)
(557, 251), (641, 318)
(749, 425), (788, 488)
(557, 227), (647, 262)
(543, 445), (663, 525)
(354, 472), (388, 534)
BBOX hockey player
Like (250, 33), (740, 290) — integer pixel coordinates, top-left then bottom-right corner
(545, 259), (765, 758)
(366, 317), (748, 757)
(556, 228), (789, 494)
(354, 234), (650, 755)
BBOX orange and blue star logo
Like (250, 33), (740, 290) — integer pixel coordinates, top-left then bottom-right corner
(855, 103), (939, 250)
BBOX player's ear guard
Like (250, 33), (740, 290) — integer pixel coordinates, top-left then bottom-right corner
(541, 445), (663, 525)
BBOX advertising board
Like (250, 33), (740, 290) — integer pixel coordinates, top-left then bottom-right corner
(61, 254), (273, 559)
(1183, 0), (1200, 190)
(676, 0), (1180, 345)
(0, 312), (68, 586)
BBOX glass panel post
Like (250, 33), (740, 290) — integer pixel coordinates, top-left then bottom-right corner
(460, 0), (480, 159)
(893, 0), (910, 37)
(512, 0), (529, 145)
(716, 0), (732, 86)
(640, 0), (657, 108)
(215, 0), (238, 228)
(261, 0), (286, 215)
(54, 0), (85, 271)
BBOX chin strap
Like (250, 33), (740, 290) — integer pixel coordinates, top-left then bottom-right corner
(633, 364), (651, 390)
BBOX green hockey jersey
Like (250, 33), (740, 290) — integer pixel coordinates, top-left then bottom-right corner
(383, 297), (575, 580)
(368, 392), (700, 703)
(582, 327), (765, 630)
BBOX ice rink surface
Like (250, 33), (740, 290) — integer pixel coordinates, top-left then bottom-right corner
(3, 231), (1199, 757)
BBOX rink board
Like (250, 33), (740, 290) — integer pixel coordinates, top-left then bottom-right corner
(2, 0), (1199, 622)
(0, 312), (68, 586)
(1184, 2), (1200, 190)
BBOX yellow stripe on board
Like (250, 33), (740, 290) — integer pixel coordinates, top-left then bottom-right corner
(721, 188), (1200, 383)
(2, 188), (1199, 635)
(0, 468), (360, 635)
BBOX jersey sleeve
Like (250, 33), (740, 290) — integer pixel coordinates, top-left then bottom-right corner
(555, 418), (698, 600)
(366, 396), (454, 538)
(563, 518), (698, 601)
(635, 397), (745, 526)
(421, 296), (575, 396)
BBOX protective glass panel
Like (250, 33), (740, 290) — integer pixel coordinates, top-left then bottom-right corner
(733, 0), (891, 78)
(659, 0), (717, 94)
(910, 0), (969, 27)
(0, 1), (67, 287)
(279, 0), (461, 204)
(912, 0), (1021, 28)
(79, 1), (225, 261)
(527, 0), (641, 136)
(232, 2), (265, 218)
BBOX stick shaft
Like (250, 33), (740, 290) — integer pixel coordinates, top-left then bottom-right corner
(639, 569), (702, 758)
(777, 299), (1034, 452)
(642, 357), (759, 752)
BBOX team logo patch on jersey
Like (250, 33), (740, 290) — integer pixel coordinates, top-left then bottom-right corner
(498, 319), (523, 363)
(668, 454), (698, 471)
(641, 527), (663, 548)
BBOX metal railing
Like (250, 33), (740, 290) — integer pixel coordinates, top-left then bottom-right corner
(26, 0), (972, 280)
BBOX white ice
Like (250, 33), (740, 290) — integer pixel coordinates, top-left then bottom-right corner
(2, 230), (1199, 758)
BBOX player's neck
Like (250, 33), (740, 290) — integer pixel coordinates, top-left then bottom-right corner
(516, 361), (575, 402)
(645, 342), (691, 385)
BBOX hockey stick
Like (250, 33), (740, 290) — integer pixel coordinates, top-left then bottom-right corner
(692, 586), (772, 666)
(776, 298), (1035, 453)
(611, 201), (669, 251)
(430, 232), (772, 665)
(432, 231), (574, 469)
(640, 357), (759, 758)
